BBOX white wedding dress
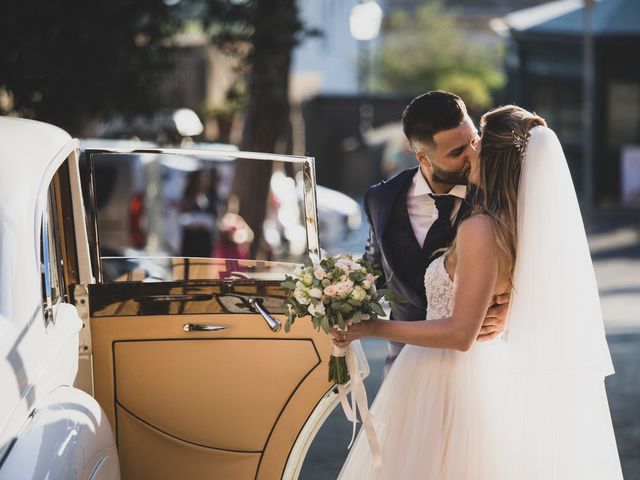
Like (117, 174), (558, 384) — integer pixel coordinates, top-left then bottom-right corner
(338, 126), (623, 479)
(338, 255), (511, 479)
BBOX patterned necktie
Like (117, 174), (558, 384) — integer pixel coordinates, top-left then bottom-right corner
(423, 194), (456, 258)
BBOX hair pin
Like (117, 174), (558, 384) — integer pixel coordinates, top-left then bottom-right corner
(512, 130), (529, 156)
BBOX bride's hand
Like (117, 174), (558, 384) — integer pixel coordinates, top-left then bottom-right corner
(330, 321), (375, 347)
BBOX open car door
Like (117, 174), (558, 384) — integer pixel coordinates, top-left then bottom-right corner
(80, 148), (341, 479)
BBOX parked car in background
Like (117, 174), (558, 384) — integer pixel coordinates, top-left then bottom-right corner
(0, 116), (363, 480)
(315, 184), (362, 248)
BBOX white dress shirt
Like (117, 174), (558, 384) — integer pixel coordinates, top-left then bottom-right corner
(406, 169), (467, 248)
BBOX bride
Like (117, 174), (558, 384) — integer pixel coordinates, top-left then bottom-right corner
(334, 105), (623, 479)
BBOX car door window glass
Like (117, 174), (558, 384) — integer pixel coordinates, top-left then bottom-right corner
(90, 150), (314, 283)
(40, 175), (67, 326)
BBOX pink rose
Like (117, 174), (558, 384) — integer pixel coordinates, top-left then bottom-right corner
(334, 280), (354, 296)
(324, 284), (339, 297)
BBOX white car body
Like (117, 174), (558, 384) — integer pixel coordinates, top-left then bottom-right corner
(0, 118), (119, 479)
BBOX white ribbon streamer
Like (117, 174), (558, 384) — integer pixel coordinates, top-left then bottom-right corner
(334, 343), (382, 468)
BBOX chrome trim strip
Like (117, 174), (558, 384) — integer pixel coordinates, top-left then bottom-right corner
(302, 157), (320, 263)
(135, 294), (213, 303)
(84, 148), (312, 164)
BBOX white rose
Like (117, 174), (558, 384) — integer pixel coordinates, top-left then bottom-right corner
(294, 289), (310, 305)
(301, 271), (314, 286)
(308, 287), (323, 299)
(350, 286), (366, 301)
(363, 273), (376, 289)
(351, 260), (364, 271)
(308, 302), (325, 317)
(314, 266), (327, 280)
(335, 258), (352, 273)
(293, 265), (304, 277)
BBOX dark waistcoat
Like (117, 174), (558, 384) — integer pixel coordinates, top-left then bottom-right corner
(382, 182), (471, 321)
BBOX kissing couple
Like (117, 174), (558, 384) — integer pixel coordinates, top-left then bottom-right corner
(333, 91), (623, 479)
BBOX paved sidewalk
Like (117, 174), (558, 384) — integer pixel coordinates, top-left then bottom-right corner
(301, 213), (640, 479)
(588, 214), (640, 478)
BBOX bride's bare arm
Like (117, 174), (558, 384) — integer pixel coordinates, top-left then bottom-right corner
(333, 215), (500, 351)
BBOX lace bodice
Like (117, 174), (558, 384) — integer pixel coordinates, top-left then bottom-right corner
(424, 255), (454, 321)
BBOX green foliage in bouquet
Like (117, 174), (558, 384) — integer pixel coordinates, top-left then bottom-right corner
(281, 254), (395, 384)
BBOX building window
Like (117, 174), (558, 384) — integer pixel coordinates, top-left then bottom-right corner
(531, 78), (582, 145)
(607, 80), (640, 148)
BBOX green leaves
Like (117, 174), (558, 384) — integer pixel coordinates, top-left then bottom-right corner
(285, 311), (293, 333)
(375, 1), (505, 111)
(340, 303), (353, 314)
(377, 288), (408, 305)
(368, 302), (385, 317)
(376, 288), (392, 299)
(321, 316), (330, 334)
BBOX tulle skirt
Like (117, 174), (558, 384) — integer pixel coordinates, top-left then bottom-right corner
(337, 339), (622, 479)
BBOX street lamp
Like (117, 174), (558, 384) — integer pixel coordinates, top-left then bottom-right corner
(349, 1), (383, 42)
(349, 0), (383, 137)
(350, 0), (383, 93)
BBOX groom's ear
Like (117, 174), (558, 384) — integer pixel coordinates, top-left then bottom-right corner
(416, 150), (432, 169)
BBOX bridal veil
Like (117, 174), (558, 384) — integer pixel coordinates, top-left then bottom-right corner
(504, 126), (622, 478)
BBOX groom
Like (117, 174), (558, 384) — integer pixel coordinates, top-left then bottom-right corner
(363, 91), (509, 374)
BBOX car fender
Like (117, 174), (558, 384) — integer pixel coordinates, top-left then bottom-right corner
(0, 386), (119, 480)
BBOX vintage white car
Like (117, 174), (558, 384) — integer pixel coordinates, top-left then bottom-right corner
(0, 116), (357, 479)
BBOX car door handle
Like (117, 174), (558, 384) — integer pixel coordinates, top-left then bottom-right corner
(248, 298), (281, 332)
(183, 323), (227, 332)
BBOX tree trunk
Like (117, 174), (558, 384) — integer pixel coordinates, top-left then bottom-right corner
(231, 0), (299, 259)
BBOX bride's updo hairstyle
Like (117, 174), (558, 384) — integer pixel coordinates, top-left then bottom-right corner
(476, 105), (546, 284)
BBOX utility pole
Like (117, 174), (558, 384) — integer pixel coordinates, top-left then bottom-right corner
(582, 0), (595, 218)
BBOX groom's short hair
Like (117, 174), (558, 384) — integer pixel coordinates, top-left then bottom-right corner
(402, 91), (467, 148)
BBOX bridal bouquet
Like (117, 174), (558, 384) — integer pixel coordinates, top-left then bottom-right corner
(281, 254), (388, 385)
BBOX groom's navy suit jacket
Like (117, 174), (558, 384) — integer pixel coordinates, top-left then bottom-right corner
(363, 167), (471, 322)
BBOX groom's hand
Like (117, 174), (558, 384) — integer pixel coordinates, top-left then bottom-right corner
(477, 293), (510, 342)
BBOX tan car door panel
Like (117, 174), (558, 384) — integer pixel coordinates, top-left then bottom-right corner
(117, 408), (261, 480)
(90, 284), (333, 480)
(114, 337), (319, 450)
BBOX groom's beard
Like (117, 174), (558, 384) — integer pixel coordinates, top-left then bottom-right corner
(431, 164), (470, 186)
